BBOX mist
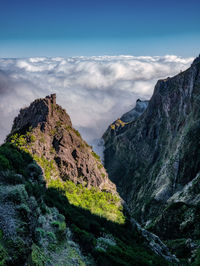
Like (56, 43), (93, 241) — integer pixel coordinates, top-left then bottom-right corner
(0, 55), (193, 150)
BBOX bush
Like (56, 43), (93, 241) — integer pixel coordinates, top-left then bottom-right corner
(0, 243), (8, 266)
(51, 220), (66, 240)
(31, 244), (47, 266)
(0, 155), (10, 171)
(0, 171), (24, 185)
(91, 151), (101, 162)
(192, 248), (200, 266)
(71, 224), (96, 251)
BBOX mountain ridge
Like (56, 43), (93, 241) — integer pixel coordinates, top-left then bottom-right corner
(103, 55), (200, 262)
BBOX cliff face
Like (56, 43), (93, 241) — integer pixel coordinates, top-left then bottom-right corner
(103, 56), (200, 246)
(9, 94), (115, 193)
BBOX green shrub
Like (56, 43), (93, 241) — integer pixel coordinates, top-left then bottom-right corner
(0, 155), (10, 171)
(72, 128), (81, 137)
(0, 143), (32, 176)
(0, 243), (8, 266)
(6, 237), (29, 264)
(33, 155), (57, 182)
(60, 180), (125, 224)
(31, 244), (47, 266)
(72, 224), (96, 251)
(192, 248), (200, 266)
(91, 151), (101, 162)
(51, 220), (66, 240)
(46, 232), (56, 242)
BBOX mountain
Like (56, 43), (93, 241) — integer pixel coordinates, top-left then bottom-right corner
(9, 94), (116, 195)
(0, 94), (177, 265)
(103, 55), (200, 263)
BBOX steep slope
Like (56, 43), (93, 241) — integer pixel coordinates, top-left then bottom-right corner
(0, 95), (178, 265)
(0, 144), (88, 265)
(9, 94), (115, 193)
(7, 94), (123, 223)
(121, 99), (149, 123)
(103, 56), (200, 262)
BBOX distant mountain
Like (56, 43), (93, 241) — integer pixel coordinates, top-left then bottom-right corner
(103, 55), (200, 263)
(121, 99), (149, 123)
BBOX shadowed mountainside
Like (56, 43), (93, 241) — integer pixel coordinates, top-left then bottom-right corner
(103, 55), (200, 263)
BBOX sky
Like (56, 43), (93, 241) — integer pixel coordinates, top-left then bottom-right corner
(0, 0), (200, 57)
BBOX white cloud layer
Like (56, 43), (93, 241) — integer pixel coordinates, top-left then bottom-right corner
(0, 55), (194, 147)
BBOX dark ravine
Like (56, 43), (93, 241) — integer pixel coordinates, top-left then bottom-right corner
(103, 55), (200, 263)
(0, 93), (178, 265)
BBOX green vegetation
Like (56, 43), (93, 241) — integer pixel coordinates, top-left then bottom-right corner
(0, 230), (8, 266)
(33, 154), (58, 182)
(31, 244), (48, 266)
(72, 128), (81, 137)
(91, 151), (101, 162)
(48, 179), (125, 224)
(0, 143), (167, 265)
(110, 119), (126, 130)
(45, 188), (167, 266)
(0, 143), (32, 174)
(193, 248), (200, 266)
(10, 131), (36, 153)
(97, 164), (103, 169)
(165, 239), (190, 261)
(9, 130), (124, 224)
(51, 220), (66, 240)
(56, 120), (62, 127)
(65, 125), (81, 138)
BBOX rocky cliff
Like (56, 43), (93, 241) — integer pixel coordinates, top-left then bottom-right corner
(103, 55), (200, 262)
(9, 94), (115, 193)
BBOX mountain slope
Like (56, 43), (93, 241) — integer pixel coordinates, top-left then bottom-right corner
(103, 56), (200, 262)
(0, 94), (177, 265)
(7, 94), (124, 223)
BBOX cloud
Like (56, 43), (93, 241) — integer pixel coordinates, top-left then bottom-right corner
(0, 55), (193, 145)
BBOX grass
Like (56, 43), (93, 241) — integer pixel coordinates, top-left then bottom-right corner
(48, 179), (125, 224)
(91, 151), (101, 162)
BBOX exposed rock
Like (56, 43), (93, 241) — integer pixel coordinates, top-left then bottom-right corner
(130, 218), (179, 263)
(121, 99), (149, 123)
(9, 94), (116, 193)
(103, 55), (200, 250)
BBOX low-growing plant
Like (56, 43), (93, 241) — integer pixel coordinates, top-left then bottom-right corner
(91, 151), (101, 162)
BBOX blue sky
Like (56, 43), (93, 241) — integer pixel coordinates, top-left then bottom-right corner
(0, 0), (200, 57)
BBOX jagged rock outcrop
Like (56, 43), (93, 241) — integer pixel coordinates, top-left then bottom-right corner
(121, 99), (149, 123)
(103, 99), (148, 148)
(9, 94), (115, 193)
(103, 56), (200, 261)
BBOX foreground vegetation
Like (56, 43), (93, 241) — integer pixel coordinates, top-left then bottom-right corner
(9, 132), (125, 224)
(0, 143), (168, 265)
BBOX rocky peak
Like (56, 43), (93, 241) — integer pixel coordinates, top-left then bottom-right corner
(120, 99), (149, 123)
(9, 94), (116, 193)
(11, 94), (72, 135)
(103, 98), (149, 150)
(191, 54), (200, 66)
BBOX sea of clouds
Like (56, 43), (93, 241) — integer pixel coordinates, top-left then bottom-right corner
(0, 55), (193, 155)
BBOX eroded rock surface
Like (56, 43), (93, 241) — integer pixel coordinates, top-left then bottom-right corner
(103, 55), (200, 261)
(10, 94), (116, 193)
